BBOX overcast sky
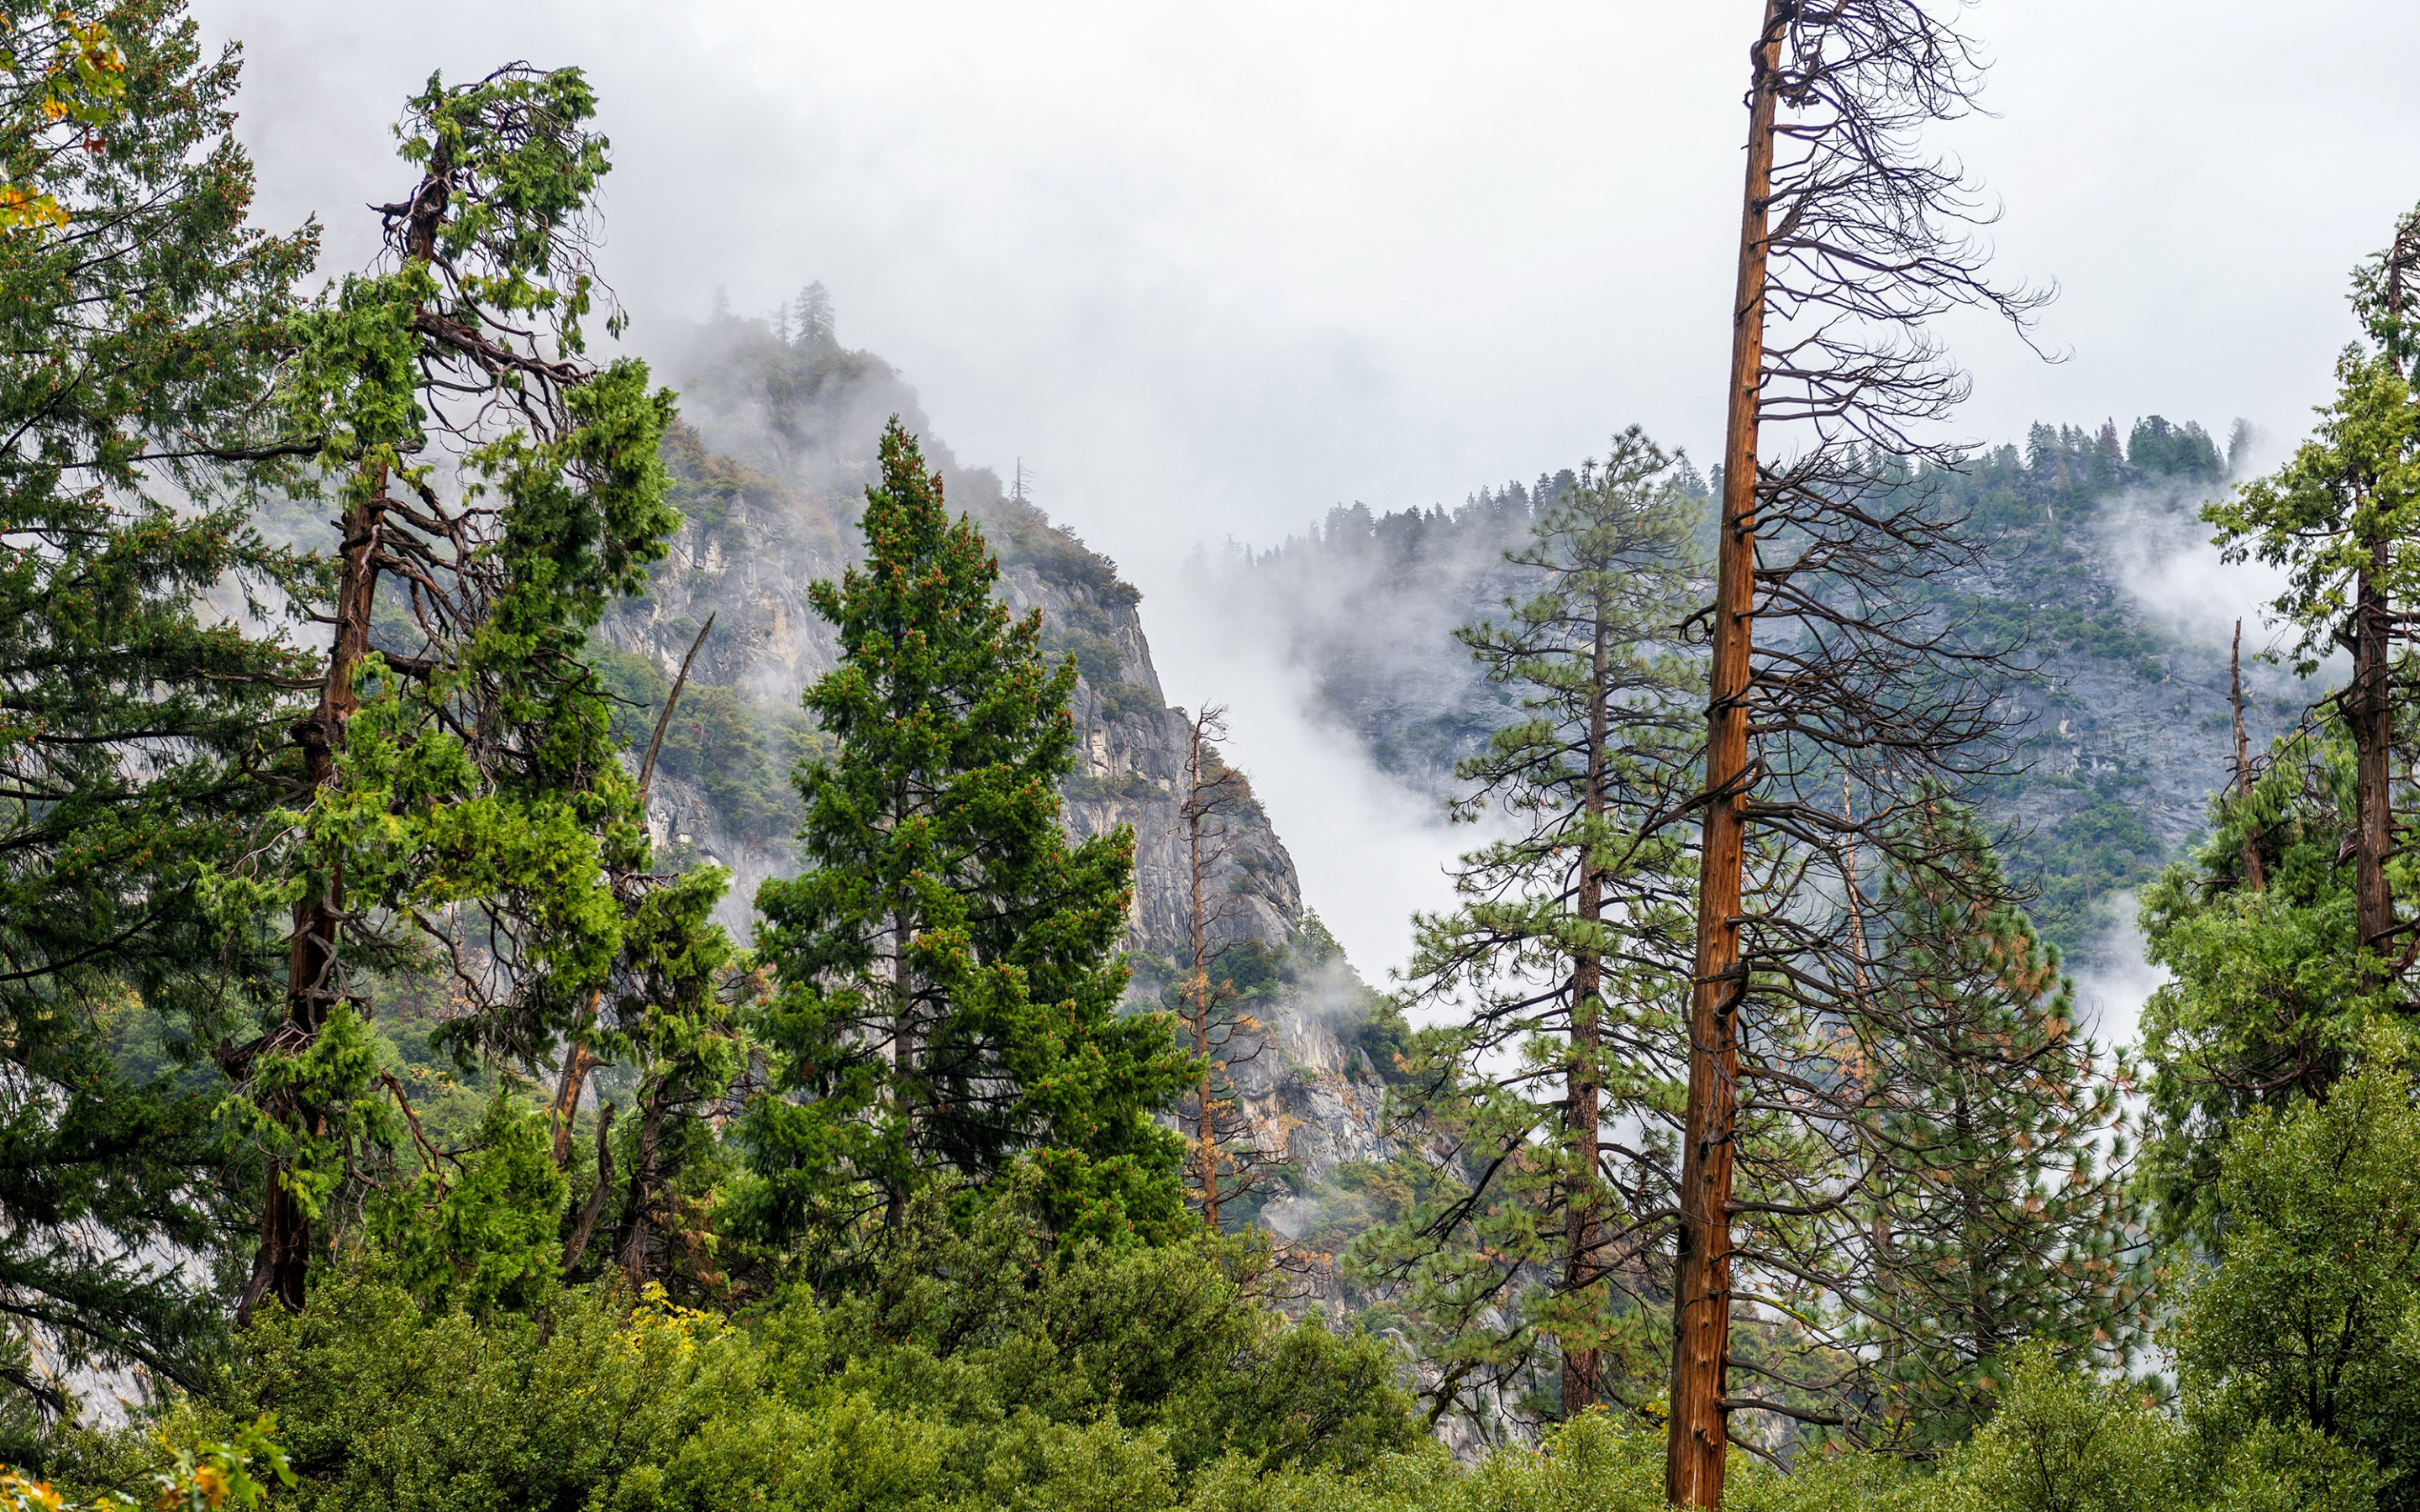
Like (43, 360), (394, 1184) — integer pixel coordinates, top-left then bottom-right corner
(200, 0), (2420, 560)
(196, 0), (2420, 985)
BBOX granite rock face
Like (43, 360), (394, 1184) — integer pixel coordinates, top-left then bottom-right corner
(604, 314), (1402, 1226)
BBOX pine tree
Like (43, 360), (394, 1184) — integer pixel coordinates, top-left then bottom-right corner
(1847, 795), (2151, 1451)
(0, 0), (318, 1428)
(1350, 428), (1702, 1428)
(743, 420), (1190, 1263)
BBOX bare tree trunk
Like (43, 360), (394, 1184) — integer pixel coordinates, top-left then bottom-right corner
(248, 470), (385, 1319)
(1562, 612), (1608, 1414)
(560, 1103), (616, 1278)
(1670, 6), (1782, 1500)
(2232, 620), (2265, 892)
(2354, 551), (2394, 984)
(615, 1084), (669, 1283)
(1187, 722), (1220, 1231)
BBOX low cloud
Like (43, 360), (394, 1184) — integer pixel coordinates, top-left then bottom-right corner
(2091, 476), (2300, 661)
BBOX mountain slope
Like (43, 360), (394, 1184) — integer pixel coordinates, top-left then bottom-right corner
(599, 308), (1406, 1243)
(1197, 419), (2313, 956)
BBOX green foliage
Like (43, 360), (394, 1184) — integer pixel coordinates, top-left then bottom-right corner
(0, 0), (323, 1414)
(2027, 783), (2167, 938)
(221, 1007), (394, 1231)
(744, 420), (1190, 1255)
(2207, 349), (2420, 678)
(0, 12), (127, 229)
(368, 1095), (567, 1315)
(1354, 428), (1702, 1425)
(254, 57), (692, 1041)
(1848, 797), (2153, 1452)
(10, 1416), (294, 1512)
(1176, 1350), (2375, 1512)
(111, 1182), (1413, 1512)
(2138, 732), (2381, 1240)
(2171, 1049), (2420, 1511)
(1930, 1343), (2376, 1512)
(566, 861), (752, 1299)
(807, 1176), (1419, 1479)
(198, 60), (732, 1319)
(2128, 417), (2226, 481)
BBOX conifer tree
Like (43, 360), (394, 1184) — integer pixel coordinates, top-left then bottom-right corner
(217, 65), (698, 1316)
(1846, 795), (2150, 1451)
(2206, 331), (2420, 1000)
(743, 420), (1190, 1262)
(0, 0), (318, 1420)
(1351, 428), (1702, 1428)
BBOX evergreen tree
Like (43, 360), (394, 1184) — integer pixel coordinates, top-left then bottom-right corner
(0, 0), (318, 1429)
(742, 420), (1190, 1262)
(2138, 729), (2375, 1242)
(1350, 428), (1702, 1427)
(214, 64), (704, 1316)
(2172, 1047), (2420, 1511)
(1846, 795), (2151, 1452)
(2206, 342), (2420, 1000)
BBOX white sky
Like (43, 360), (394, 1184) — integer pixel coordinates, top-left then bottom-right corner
(196, 0), (2420, 985)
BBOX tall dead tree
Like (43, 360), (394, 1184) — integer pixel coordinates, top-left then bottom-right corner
(1176, 706), (1273, 1229)
(1670, 3), (2049, 1500)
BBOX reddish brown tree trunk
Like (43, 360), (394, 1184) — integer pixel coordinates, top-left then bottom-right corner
(1563, 610), (1609, 1414)
(248, 474), (384, 1318)
(1669, 6), (1781, 1503)
(2354, 548), (2393, 984)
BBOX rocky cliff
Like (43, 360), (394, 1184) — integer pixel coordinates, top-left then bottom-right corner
(604, 311), (1402, 1244)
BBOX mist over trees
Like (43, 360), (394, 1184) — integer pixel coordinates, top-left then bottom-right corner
(2, 3), (2417, 1511)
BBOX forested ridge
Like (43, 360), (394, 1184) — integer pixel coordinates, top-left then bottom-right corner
(4, 4), (2420, 1512)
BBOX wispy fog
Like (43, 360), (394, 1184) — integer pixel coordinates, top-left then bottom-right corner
(2067, 895), (2165, 1055)
(1147, 571), (1470, 991)
(196, 0), (2420, 602)
(2090, 479), (2303, 663)
(185, 0), (2417, 1031)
